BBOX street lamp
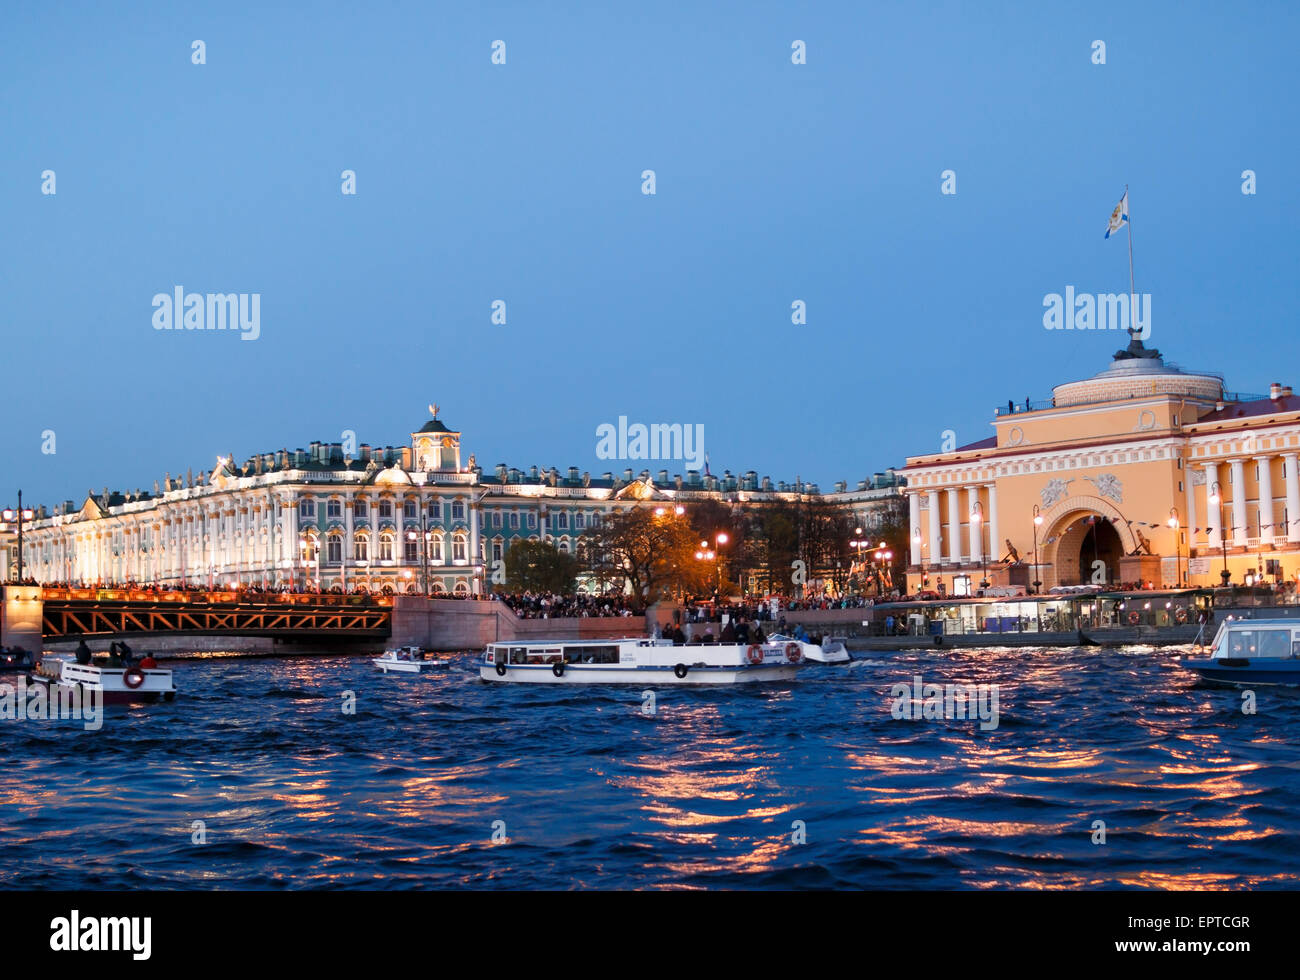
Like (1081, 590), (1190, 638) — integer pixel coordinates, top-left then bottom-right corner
(873, 541), (894, 596)
(1031, 504), (1043, 595)
(1208, 482), (1230, 587)
(850, 528), (869, 595)
(1, 490), (36, 582)
(1167, 508), (1183, 587)
(970, 501), (988, 591)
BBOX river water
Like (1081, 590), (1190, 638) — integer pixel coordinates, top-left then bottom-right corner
(1, 645), (1296, 889)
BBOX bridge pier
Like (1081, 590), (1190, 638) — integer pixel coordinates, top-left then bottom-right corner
(1, 586), (43, 656)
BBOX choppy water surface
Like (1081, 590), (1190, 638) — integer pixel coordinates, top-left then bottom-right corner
(2, 646), (1297, 889)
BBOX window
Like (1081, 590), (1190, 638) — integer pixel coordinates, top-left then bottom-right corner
(355, 499), (368, 518)
(526, 513), (536, 528)
(557, 512), (568, 529)
(404, 500), (417, 520)
(378, 500), (393, 519)
(509, 512), (519, 529)
(355, 534), (368, 562)
(298, 498), (316, 519)
(404, 537), (418, 562)
(452, 500), (465, 520)
(575, 513), (585, 529)
(379, 533), (394, 561)
(453, 533), (467, 561)
(327, 536), (342, 564)
(430, 535), (444, 562)
(327, 499), (342, 519)
(429, 499), (442, 520)
(492, 541), (503, 561)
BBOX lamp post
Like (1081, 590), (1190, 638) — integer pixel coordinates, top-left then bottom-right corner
(1209, 482), (1230, 587)
(970, 500), (988, 591)
(1031, 504), (1043, 595)
(1167, 508), (1183, 587)
(873, 542), (894, 596)
(1, 491), (36, 582)
(850, 528), (868, 595)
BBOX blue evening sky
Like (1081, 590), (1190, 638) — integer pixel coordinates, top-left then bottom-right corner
(3, 1), (1297, 507)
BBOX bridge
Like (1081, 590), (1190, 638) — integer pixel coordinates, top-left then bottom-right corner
(24, 588), (393, 643)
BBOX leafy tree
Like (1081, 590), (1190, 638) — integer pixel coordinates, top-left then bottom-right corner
(503, 539), (579, 593)
(576, 507), (701, 606)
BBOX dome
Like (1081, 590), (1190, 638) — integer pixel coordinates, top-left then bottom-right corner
(1052, 337), (1223, 407)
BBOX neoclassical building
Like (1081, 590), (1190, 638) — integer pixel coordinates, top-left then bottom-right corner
(903, 337), (1300, 595)
(12, 407), (905, 594)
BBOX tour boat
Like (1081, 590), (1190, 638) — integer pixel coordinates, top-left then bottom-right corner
(373, 646), (450, 673)
(1181, 618), (1300, 686)
(29, 656), (177, 704)
(0, 647), (36, 671)
(479, 637), (817, 684)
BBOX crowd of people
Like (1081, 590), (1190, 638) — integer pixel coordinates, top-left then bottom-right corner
(492, 591), (638, 619)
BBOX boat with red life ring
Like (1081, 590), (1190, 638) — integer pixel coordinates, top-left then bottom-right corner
(28, 655), (176, 705)
(480, 637), (816, 684)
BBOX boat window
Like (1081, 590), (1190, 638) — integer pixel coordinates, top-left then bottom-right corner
(1228, 629), (1291, 659)
(508, 646), (528, 664)
(564, 645), (619, 664)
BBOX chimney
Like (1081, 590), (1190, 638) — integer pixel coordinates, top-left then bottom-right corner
(1271, 382), (1282, 399)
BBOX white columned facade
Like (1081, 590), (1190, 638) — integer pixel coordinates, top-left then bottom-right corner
(967, 486), (982, 565)
(944, 488), (960, 565)
(1230, 458), (1248, 546)
(1205, 463), (1221, 550)
(1285, 453), (1300, 543)
(926, 491), (942, 568)
(1256, 456), (1275, 542)
(986, 483), (999, 565)
(908, 493), (922, 566)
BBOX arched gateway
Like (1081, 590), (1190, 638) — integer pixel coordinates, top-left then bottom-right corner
(1038, 495), (1138, 590)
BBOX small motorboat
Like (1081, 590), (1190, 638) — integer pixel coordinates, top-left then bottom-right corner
(373, 646), (450, 674)
(768, 633), (852, 664)
(1181, 618), (1300, 686)
(28, 656), (176, 704)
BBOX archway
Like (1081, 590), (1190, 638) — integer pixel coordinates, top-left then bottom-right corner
(1038, 496), (1139, 589)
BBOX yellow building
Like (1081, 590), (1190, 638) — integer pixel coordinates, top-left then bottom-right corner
(903, 338), (1300, 595)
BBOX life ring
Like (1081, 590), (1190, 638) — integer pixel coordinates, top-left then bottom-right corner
(934, 635), (944, 647)
(1175, 607), (1188, 623)
(495, 664), (507, 676)
(1127, 611), (1140, 626)
(123, 667), (146, 690)
(674, 663), (688, 679)
(552, 662), (566, 678)
(746, 644), (764, 665)
(785, 642), (802, 664)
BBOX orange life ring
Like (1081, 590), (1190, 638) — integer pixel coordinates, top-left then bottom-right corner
(1127, 611), (1140, 626)
(123, 667), (146, 690)
(1175, 607), (1188, 623)
(785, 642), (802, 664)
(746, 644), (764, 665)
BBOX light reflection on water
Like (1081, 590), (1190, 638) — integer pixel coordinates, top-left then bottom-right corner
(1, 645), (1298, 889)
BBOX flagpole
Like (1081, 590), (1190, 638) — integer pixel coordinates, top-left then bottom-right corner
(1125, 184), (1137, 337)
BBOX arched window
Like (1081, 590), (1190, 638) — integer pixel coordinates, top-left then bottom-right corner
(327, 535), (342, 564)
(379, 533), (394, 562)
(430, 534), (444, 563)
(452, 532), (467, 562)
(378, 500), (393, 519)
(403, 499), (417, 520)
(454, 580), (469, 594)
(327, 498), (342, 519)
(298, 498), (316, 519)
(355, 533), (369, 562)
(452, 500), (465, 520)
(404, 534), (418, 562)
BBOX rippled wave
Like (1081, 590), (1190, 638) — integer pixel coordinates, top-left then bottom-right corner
(1, 646), (1297, 889)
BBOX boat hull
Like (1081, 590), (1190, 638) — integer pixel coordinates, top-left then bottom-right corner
(375, 660), (447, 674)
(28, 674), (177, 705)
(479, 662), (803, 684)
(1183, 657), (1300, 686)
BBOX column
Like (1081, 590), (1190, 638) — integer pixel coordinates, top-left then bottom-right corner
(908, 493), (922, 566)
(1230, 458), (1248, 546)
(1285, 453), (1300, 543)
(945, 488), (960, 564)
(927, 490), (942, 568)
(1205, 463), (1221, 551)
(1185, 465), (1197, 560)
(986, 483), (999, 565)
(967, 486), (982, 565)
(1256, 456), (1275, 543)
(469, 496), (482, 593)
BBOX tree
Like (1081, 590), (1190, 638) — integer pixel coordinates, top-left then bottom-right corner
(576, 507), (700, 606)
(503, 539), (579, 593)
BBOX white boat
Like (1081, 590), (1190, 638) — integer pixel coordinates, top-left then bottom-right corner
(479, 637), (817, 684)
(800, 635), (853, 664)
(29, 656), (176, 704)
(1181, 618), (1300, 686)
(374, 646), (450, 673)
